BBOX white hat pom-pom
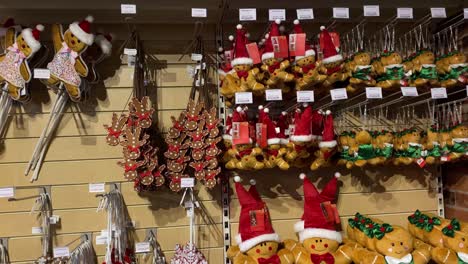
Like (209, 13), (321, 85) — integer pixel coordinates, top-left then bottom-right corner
(234, 176), (241, 182)
(36, 24), (45, 31)
(318, 109), (323, 114)
(85, 15), (94, 23)
(320, 26), (326, 31)
(228, 113), (232, 117)
(294, 19), (300, 25)
(228, 35), (234, 41)
(218, 47), (224, 52)
(335, 172), (341, 178)
(282, 111), (287, 116)
(264, 108), (269, 113)
(326, 110), (331, 115)
(245, 32), (250, 38)
(275, 19), (281, 24)
(249, 179), (256, 185)
(265, 33), (269, 38)
(299, 173), (306, 180)
(258, 105), (264, 110)
(236, 24), (243, 30)
(236, 106), (242, 112)
(302, 103), (309, 107)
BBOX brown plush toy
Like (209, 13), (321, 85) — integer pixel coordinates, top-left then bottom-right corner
(407, 210), (448, 249)
(437, 51), (467, 89)
(47, 16), (95, 102)
(448, 124), (468, 162)
(410, 50), (439, 89)
(318, 26), (348, 90)
(393, 129), (423, 166)
(261, 107), (290, 170)
(348, 130), (377, 168)
(346, 51), (376, 94)
(431, 218), (468, 264)
(373, 130), (394, 165)
(0, 24), (44, 100)
(375, 51), (407, 91)
(286, 105), (313, 163)
(423, 127), (442, 165)
(228, 177), (294, 264)
(311, 110), (336, 171)
(284, 173), (354, 264)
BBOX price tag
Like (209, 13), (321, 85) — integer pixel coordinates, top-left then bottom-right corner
(269, 9), (286, 21)
(49, 215), (60, 225)
(53, 247), (70, 258)
(235, 92), (253, 104)
(186, 206), (194, 217)
(95, 235), (107, 245)
(121, 4), (136, 14)
(297, 91), (314, 102)
(32, 227), (43, 234)
(239, 8), (256, 21)
(431, 8), (446, 18)
(296, 9), (314, 20)
(34, 68), (50, 79)
(191, 8), (207, 18)
(89, 183), (105, 193)
(330, 88), (348, 101)
(466, 85), (468, 96)
(366, 87), (383, 99)
(333, 7), (349, 19)
(431, 88), (447, 99)
(464, 8), (468, 19)
(135, 242), (151, 253)
(397, 8), (413, 19)
(364, 5), (380, 17)
(191, 53), (203, 61)
(124, 48), (137, 56)
(0, 187), (14, 198)
(181, 178), (195, 188)
(265, 89), (282, 101)
(401, 87), (419, 97)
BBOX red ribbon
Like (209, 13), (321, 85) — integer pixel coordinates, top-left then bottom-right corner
(267, 149), (279, 157)
(258, 254), (281, 264)
(174, 122), (184, 131)
(168, 145), (180, 153)
(302, 64), (316, 73)
(268, 62), (281, 73)
(205, 155), (213, 160)
(326, 66), (341, 75)
(191, 133), (203, 141)
(294, 145), (305, 152)
(237, 149), (253, 158)
(187, 115), (199, 122)
(171, 177), (181, 184)
(124, 164), (137, 172)
(176, 157), (186, 164)
(193, 163), (204, 172)
(205, 171), (217, 180)
(127, 145), (140, 152)
(107, 128), (122, 138)
(310, 253), (334, 264)
(236, 70), (249, 79)
(206, 123), (217, 130)
(137, 112), (150, 121)
(153, 171), (161, 177)
(139, 170), (152, 178)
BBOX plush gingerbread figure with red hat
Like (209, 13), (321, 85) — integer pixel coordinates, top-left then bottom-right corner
(284, 172), (354, 264)
(285, 104), (313, 164)
(261, 20), (294, 92)
(291, 20), (327, 91)
(311, 110), (336, 170)
(318, 26), (348, 89)
(262, 107), (290, 170)
(228, 177), (294, 264)
(47, 16), (95, 102)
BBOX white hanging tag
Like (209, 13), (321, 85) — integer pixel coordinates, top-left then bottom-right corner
(49, 215), (60, 225)
(466, 85), (468, 96)
(181, 178), (195, 188)
(191, 8), (207, 18)
(239, 8), (257, 21)
(0, 187), (14, 198)
(296, 9), (314, 20)
(186, 206), (194, 217)
(33, 68), (50, 79)
(333, 7), (349, 19)
(269, 9), (286, 21)
(53, 247), (70, 258)
(430, 8), (446, 18)
(366, 87), (383, 99)
(191, 53), (203, 61)
(464, 8), (468, 19)
(135, 242), (151, 253)
(401, 87), (419, 97)
(32, 227), (43, 234)
(89, 183), (106, 193)
(235, 92), (253, 104)
(95, 235), (107, 245)
(121, 4), (137, 14)
(364, 5), (380, 17)
(265, 89), (282, 101)
(297, 91), (314, 102)
(124, 48), (137, 56)
(397, 8), (413, 19)
(330, 88), (348, 100)
(431, 88), (447, 99)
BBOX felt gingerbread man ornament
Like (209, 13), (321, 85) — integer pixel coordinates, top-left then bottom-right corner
(104, 113), (128, 146)
(0, 24), (44, 100)
(431, 218), (468, 264)
(227, 176), (294, 264)
(284, 172), (354, 264)
(47, 16), (95, 102)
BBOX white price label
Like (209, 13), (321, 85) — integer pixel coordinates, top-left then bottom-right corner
(181, 178), (195, 188)
(191, 8), (207, 17)
(32, 227), (43, 234)
(401, 87), (419, 97)
(191, 53), (203, 61)
(297, 91), (314, 102)
(397, 8), (413, 19)
(364, 5), (380, 17)
(269, 9), (286, 21)
(366, 87), (383, 99)
(49, 215), (60, 225)
(89, 183), (105, 193)
(431, 88), (447, 99)
(333, 7), (349, 19)
(431, 8), (446, 18)
(34, 68), (50, 79)
(0, 187), (14, 198)
(239, 8), (256, 21)
(135, 242), (151, 253)
(235, 92), (253, 104)
(466, 85), (468, 96)
(296, 9), (314, 20)
(265, 89), (282, 101)
(53, 247), (70, 258)
(95, 235), (107, 245)
(330, 88), (348, 101)
(124, 48), (137, 56)
(121, 4), (136, 14)
(464, 8), (468, 19)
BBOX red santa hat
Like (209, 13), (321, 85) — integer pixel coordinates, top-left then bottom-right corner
(69, 15), (95, 45)
(223, 113), (233, 141)
(231, 24), (253, 67)
(21, 24), (44, 54)
(234, 176), (280, 252)
(319, 110), (337, 148)
(294, 173), (342, 243)
(311, 110), (323, 140)
(277, 111), (289, 145)
(293, 20), (315, 61)
(262, 19), (281, 61)
(232, 106), (253, 143)
(94, 33), (113, 56)
(263, 108), (281, 145)
(290, 104), (312, 142)
(319, 26), (342, 64)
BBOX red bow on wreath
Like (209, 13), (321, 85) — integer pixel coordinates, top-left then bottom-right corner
(187, 115), (199, 122)
(168, 145), (180, 153)
(139, 170), (152, 178)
